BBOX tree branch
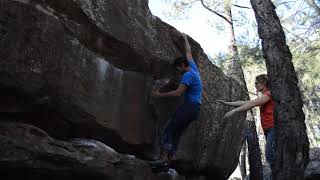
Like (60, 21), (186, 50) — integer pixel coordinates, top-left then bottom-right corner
(179, 0), (199, 6)
(200, 0), (232, 24)
(277, 1), (296, 6)
(305, 0), (320, 16)
(233, 4), (251, 9)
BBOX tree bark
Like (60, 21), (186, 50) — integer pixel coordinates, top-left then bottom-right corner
(245, 116), (263, 180)
(224, 6), (246, 87)
(199, 2), (263, 178)
(239, 141), (247, 179)
(249, 0), (310, 179)
(225, 9), (251, 177)
(225, 6), (263, 180)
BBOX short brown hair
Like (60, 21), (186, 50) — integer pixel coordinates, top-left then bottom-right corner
(255, 74), (268, 87)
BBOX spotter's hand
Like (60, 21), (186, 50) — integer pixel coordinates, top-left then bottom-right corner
(151, 90), (161, 98)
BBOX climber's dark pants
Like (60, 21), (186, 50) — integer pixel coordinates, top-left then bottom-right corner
(264, 127), (276, 168)
(161, 101), (200, 156)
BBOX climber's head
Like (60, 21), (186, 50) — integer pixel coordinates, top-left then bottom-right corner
(255, 74), (269, 92)
(173, 56), (189, 72)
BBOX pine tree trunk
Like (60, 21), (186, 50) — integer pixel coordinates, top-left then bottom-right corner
(225, 6), (263, 179)
(200, 2), (264, 178)
(225, 7), (249, 178)
(249, 0), (310, 179)
(224, 7), (246, 87)
(245, 117), (263, 180)
(239, 142), (247, 179)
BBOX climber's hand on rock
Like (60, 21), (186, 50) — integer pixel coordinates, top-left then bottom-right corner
(181, 32), (188, 39)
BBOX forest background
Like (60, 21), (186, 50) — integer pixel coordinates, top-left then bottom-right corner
(149, 0), (320, 147)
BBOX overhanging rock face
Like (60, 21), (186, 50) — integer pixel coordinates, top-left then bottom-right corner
(0, 0), (247, 179)
(0, 1), (155, 158)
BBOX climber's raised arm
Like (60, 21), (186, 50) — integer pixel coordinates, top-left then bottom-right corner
(181, 33), (193, 62)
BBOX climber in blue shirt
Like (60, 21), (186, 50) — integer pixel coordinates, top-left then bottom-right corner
(151, 33), (202, 165)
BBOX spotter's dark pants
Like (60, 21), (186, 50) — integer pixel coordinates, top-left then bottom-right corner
(264, 127), (275, 168)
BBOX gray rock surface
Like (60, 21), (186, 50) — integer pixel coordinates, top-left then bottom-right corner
(0, 122), (156, 180)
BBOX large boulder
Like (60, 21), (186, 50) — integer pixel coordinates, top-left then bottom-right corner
(0, 0), (247, 179)
(0, 1), (155, 158)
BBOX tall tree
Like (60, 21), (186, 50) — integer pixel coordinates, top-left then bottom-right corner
(199, 0), (247, 84)
(249, 0), (310, 179)
(195, 1), (263, 179)
(274, 0), (320, 148)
